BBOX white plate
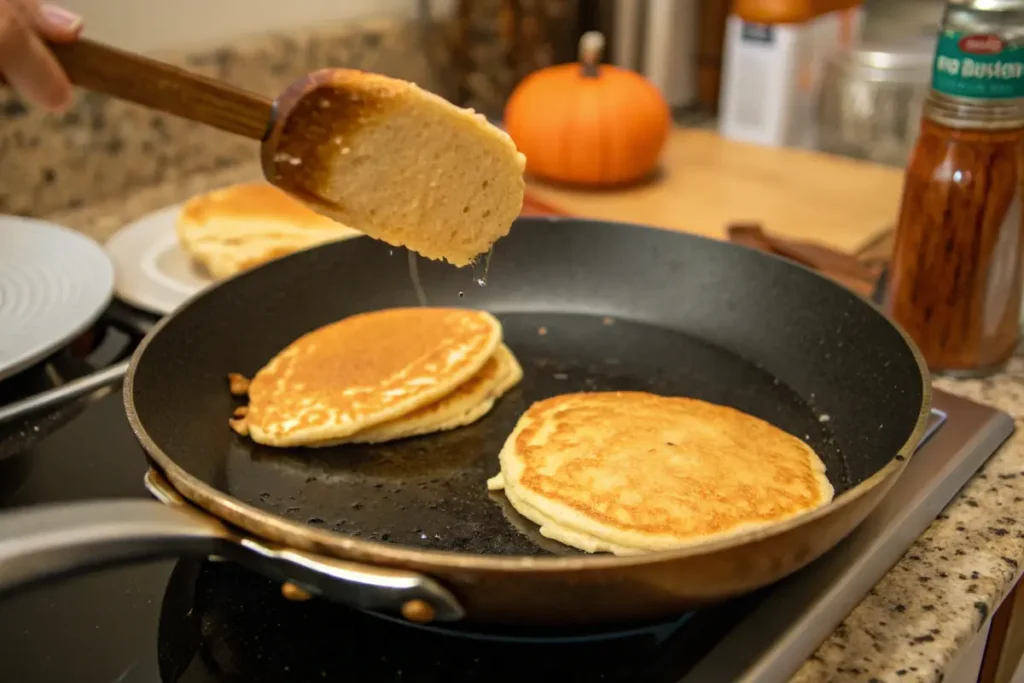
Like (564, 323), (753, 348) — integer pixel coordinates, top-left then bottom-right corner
(0, 216), (115, 381)
(104, 205), (213, 315)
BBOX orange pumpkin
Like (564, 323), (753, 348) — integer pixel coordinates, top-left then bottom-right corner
(503, 31), (671, 187)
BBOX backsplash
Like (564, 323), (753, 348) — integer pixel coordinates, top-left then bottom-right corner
(0, 15), (452, 218)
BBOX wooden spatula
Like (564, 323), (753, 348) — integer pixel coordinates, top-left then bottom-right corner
(50, 38), (526, 266)
(726, 223), (883, 298)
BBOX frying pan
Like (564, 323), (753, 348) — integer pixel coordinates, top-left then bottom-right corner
(0, 217), (931, 625)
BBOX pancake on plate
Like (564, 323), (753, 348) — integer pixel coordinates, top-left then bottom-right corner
(229, 308), (504, 447)
(176, 181), (362, 279)
(341, 343), (522, 444)
(487, 391), (834, 556)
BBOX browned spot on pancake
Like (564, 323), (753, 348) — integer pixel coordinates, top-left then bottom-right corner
(264, 70), (407, 206)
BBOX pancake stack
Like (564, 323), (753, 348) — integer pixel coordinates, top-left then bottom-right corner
(229, 308), (521, 447)
(488, 391), (834, 556)
(176, 182), (362, 279)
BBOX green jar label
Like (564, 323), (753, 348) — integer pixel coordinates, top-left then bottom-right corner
(932, 30), (1024, 99)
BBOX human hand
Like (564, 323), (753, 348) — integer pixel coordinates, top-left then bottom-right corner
(0, 1), (82, 111)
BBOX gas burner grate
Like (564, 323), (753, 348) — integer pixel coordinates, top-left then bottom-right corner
(0, 301), (156, 458)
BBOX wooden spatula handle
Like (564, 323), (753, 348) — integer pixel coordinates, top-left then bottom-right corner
(50, 38), (275, 141)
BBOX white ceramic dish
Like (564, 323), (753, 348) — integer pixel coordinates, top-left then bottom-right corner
(104, 205), (213, 315)
(0, 216), (115, 381)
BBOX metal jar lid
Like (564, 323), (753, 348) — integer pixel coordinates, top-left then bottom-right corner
(826, 38), (936, 83)
(946, 0), (1024, 10)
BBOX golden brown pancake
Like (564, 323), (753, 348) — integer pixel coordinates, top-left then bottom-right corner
(176, 181), (362, 279)
(487, 392), (834, 555)
(230, 308), (502, 447)
(339, 343), (522, 444)
(262, 70), (526, 267)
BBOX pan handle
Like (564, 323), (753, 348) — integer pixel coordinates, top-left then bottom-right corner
(0, 480), (464, 622)
(0, 499), (228, 596)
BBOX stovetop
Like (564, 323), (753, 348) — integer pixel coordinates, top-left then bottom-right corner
(0, 310), (1015, 683)
(0, 392), (729, 683)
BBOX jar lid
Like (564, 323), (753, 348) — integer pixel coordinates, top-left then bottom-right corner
(829, 38), (936, 76)
(947, 0), (1024, 10)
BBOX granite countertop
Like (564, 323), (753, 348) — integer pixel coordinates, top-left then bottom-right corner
(47, 171), (1024, 682)
(795, 367), (1024, 682)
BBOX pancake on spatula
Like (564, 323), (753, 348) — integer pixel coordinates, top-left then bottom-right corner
(229, 308), (501, 447)
(176, 181), (362, 279)
(488, 392), (834, 556)
(264, 69), (527, 267)
(341, 343), (523, 444)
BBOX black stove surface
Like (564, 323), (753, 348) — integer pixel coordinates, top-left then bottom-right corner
(0, 393), (168, 683)
(0, 390), (766, 683)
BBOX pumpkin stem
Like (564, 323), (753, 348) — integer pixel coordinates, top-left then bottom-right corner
(579, 31), (604, 78)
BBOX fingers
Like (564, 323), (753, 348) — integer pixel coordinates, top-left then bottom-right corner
(0, 0), (77, 111)
(35, 3), (81, 42)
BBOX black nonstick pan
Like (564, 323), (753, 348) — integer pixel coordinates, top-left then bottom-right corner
(0, 217), (930, 626)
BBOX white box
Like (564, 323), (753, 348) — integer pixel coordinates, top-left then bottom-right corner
(718, 7), (864, 149)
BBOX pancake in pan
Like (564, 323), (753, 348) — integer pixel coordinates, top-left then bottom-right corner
(229, 308), (502, 447)
(487, 391), (834, 555)
(340, 343), (523, 444)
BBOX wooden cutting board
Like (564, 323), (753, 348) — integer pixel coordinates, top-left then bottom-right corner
(525, 128), (904, 254)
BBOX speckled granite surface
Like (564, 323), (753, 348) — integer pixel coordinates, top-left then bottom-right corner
(791, 367), (1024, 683)
(43, 166), (1024, 682)
(0, 14), (451, 218)
(46, 161), (265, 241)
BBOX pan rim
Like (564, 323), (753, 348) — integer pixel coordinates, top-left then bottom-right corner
(124, 217), (933, 572)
